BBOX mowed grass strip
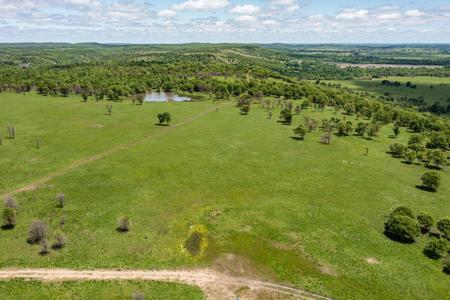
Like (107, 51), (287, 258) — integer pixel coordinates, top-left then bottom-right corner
(0, 94), (449, 299)
(0, 280), (203, 300)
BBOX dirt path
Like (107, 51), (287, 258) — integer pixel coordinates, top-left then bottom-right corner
(0, 106), (217, 199)
(0, 268), (331, 300)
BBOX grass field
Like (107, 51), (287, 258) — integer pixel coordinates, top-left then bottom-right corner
(0, 280), (203, 299)
(0, 93), (449, 299)
(327, 76), (450, 110)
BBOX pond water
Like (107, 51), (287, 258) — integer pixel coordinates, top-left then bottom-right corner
(144, 92), (191, 102)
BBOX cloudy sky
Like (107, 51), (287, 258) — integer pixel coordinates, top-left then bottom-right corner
(1, 0), (450, 43)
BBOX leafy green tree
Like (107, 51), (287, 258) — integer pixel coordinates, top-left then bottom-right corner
(426, 132), (447, 149)
(408, 134), (424, 152)
(393, 123), (400, 138)
(157, 112), (172, 125)
(444, 255), (450, 274)
(355, 122), (367, 136)
(389, 143), (406, 157)
(417, 212), (434, 233)
(404, 151), (416, 164)
(2, 207), (16, 228)
(426, 149), (447, 169)
(384, 215), (420, 243)
(437, 217), (450, 239)
(279, 108), (293, 124)
(423, 238), (448, 259)
(293, 125), (307, 140)
(343, 102), (356, 115)
(420, 171), (441, 192)
(390, 206), (415, 219)
(240, 104), (250, 115)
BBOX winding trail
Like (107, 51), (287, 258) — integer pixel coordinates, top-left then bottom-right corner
(0, 106), (217, 199)
(0, 268), (332, 300)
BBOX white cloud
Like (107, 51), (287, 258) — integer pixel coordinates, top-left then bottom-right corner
(173, 0), (230, 11)
(230, 4), (260, 15)
(262, 20), (279, 26)
(158, 9), (177, 18)
(405, 9), (425, 17)
(336, 9), (368, 20)
(236, 15), (257, 22)
(376, 12), (402, 20)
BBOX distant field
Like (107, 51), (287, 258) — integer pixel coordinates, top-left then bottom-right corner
(0, 93), (449, 299)
(0, 280), (203, 299)
(335, 63), (444, 69)
(326, 76), (450, 110)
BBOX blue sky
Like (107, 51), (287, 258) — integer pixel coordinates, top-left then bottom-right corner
(1, 0), (449, 43)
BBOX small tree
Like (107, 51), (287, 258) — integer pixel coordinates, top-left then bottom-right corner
(28, 220), (48, 244)
(293, 125), (307, 140)
(157, 112), (172, 125)
(117, 216), (130, 232)
(437, 217), (450, 239)
(417, 213), (434, 233)
(240, 104), (250, 115)
(427, 149), (447, 169)
(355, 122), (367, 136)
(55, 192), (65, 208)
(393, 123), (400, 138)
(423, 238), (448, 259)
(7, 126), (15, 139)
(81, 93), (88, 102)
(390, 206), (415, 218)
(106, 103), (113, 115)
(384, 215), (420, 243)
(404, 151), (416, 164)
(132, 291), (145, 300)
(420, 171), (441, 192)
(53, 230), (66, 249)
(321, 132), (332, 145)
(4, 196), (18, 210)
(2, 207), (16, 228)
(39, 239), (49, 255)
(389, 143), (405, 157)
(444, 255), (450, 274)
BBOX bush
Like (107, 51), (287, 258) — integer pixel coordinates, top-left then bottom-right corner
(423, 238), (448, 259)
(117, 216), (130, 232)
(404, 151), (416, 164)
(2, 207), (16, 228)
(28, 220), (48, 244)
(390, 206), (415, 218)
(39, 239), (49, 255)
(55, 192), (65, 208)
(132, 291), (145, 300)
(389, 143), (405, 157)
(157, 112), (172, 125)
(4, 196), (18, 209)
(417, 213), (434, 233)
(420, 171), (441, 192)
(437, 217), (450, 239)
(426, 149), (448, 169)
(384, 215), (420, 243)
(444, 255), (450, 274)
(293, 125), (307, 139)
(53, 231), (66, 249)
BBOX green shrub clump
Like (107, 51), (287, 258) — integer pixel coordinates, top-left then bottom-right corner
(384, 214), (420, 243)
(423, 238), (448, 259)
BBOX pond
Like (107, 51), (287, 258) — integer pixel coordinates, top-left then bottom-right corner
(144, 92), (191, 102)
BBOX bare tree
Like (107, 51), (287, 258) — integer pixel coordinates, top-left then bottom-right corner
(28, 220), (48, 244)
(56, 193), (65, 208)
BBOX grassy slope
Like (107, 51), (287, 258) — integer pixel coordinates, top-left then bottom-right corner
(327, 76), (450, 107)
(0, 94), (449, 299)
(0, 280), (203, 300)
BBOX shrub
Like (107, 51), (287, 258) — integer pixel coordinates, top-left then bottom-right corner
(132, 291), (145, 300)
(157, 112), (172, 125)
(240, 104), (250, 115)
(437, 217), (450, 239)
(390, 206), (415, 218)
(184, 225), (208, 257)
(404, 151), (416, 164)
(56, 192), (65, 208)
(420, 171), (441, 192)
(423, 238), (448, 259)
(53, 231), (66, 249)
(389, 143), (405, 157)
(4, 196), (18, 209)
(28, 220), (48, 244)
(293, 125), (307, 140)
(444, 255), (450, 274)
(117, 216), (130, 232)
(2, 208), (16, 228)
(417, 213), (434, 233)
(426, 149), (447, 169)
(321, 132), (332, 145)
(384, 215), (420, 243)
(39, 239), (49, 255)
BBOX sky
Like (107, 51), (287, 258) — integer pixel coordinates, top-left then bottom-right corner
(1, 0), (450, 43)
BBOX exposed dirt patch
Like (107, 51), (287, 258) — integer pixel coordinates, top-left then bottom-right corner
(0, 268), (332, 300)
(366, 257), (381, 265)
(318, 264), (338, 277)
(89, 124), (105, 128)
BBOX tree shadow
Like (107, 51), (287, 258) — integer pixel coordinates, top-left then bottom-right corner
(290, 136), (304, 141)
(416, 185), (437, 193)
(154, 123), (170, 127)
(384, 231), (415, 244)
(1, 224), (15, 230)
(424, 165), (442, 171)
